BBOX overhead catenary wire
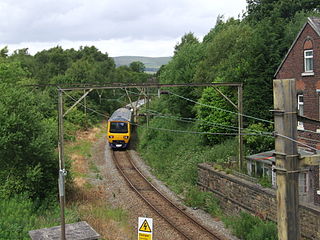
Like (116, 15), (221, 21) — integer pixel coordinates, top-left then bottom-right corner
(167, 91), (274, 124)
(276, 133), (319, 152)
(298, 136), (320, 144)
(144, 109), (274, 135)
(62, 90), (107, 118)
(61, 95), (272, 137)
(298, 128), (320, 135)
(131, 122), (273, 137)
(62, 88), (319, 151)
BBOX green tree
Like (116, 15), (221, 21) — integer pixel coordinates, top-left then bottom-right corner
(0, 46), (8, 58)
(129, 61), (145, 72)
(246, 0), (320, 23)
(196, 87), (236, 144)
(34, 46), (73, 84)
(159, 33), (203, 118)
(0, 60), (57, 200)
(174, 32), (199, 54)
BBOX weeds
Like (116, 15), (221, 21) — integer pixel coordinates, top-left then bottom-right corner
(223, 212), (277, 240)
(137, 118), (278, 239)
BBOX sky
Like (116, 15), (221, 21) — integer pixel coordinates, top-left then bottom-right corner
(0, 0), (247, 57)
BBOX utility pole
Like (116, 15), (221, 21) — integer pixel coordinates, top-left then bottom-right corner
(146, 88), (149, 128)
(58, 89), (66, 240)
(238, 85), (243, 170)
(273, 79), (300, 240)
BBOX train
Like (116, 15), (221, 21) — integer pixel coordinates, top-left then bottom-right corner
(107, 107), (132, 149)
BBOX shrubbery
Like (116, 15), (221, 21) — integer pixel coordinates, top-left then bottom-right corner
(224, 212), (277, 240)
(0, 195), (36, 239)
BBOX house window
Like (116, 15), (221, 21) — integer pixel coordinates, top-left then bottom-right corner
(304, 50), (314, 72)
(299, 172), (309, 193)
(298, 94), (304, 129)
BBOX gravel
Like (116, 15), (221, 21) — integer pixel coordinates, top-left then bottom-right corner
(97, 136), (238, 240)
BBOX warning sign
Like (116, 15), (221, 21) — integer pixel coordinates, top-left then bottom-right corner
(138, 217), (153, 240)
(138, 233), (152, 240)
(139, 219), (152, 232)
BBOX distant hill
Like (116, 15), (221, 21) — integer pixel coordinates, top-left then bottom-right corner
(113, 56), (172, 73)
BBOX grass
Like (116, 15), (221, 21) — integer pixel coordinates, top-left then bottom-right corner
(223, 212), (278, 240)
(65, 124), (132, 240)
(137, 118), (237, 212)
(65, 140), (92, 159)
(137, 118), (278, 239)
(0, 195), (80, 239)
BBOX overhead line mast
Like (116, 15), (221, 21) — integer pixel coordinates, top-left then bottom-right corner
(54, 81), (242, 239)
(25, 82), (242, 90)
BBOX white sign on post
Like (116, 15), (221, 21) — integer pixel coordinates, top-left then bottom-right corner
(138, 217), (153, 240)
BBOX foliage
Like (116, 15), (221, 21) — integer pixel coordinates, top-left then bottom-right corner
(0, 61), (57, 200)
(0, 194), (80, 239)
(196, 86), (236, 144)
(258, 176), (273, 188)
(244, 123), (274, 154)
(137, 113), (237, 195)
(129, 61), (145, 72)
(0, 195), (36, 239)
(245, 0), (320, 23)
(159, 33), (203, 118)
(224, 212), (277, 240)
(185, 186), (222, 217)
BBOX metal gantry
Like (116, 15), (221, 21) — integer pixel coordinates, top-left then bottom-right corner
(56, 81), (243, 239)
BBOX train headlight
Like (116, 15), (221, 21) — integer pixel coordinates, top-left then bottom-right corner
(108, 135), (114, 138)
(124, 136), (129, 139)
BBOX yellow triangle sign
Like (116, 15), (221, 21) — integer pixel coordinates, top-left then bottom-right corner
(139, 219), (152, 233)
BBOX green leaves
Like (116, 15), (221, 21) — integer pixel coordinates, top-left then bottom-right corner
(0, 61), (57, 200)
(196, 87), (236, 144)
(0, 195), (36, 239)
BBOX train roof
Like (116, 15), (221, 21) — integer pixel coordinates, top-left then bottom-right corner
(108, 108), (132, 122)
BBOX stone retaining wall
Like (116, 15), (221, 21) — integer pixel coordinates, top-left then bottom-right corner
(198, 163), (320, 240)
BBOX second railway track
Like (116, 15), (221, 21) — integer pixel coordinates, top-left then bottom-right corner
(112, 150), (225, 240)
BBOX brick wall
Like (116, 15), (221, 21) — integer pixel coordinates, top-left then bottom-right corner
(276, 23), (320, 139)
(198, 163), (320, 240)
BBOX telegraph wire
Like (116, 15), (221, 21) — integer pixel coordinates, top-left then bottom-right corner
(298, 136), (320, 144)
(298, 128), (320, 135)
(131, 122), (273, 137)
(62, 90), (318, 150)
(167, 91), (274, 124)
(144, 109), (274, 136)
(62, 90), (108, 118)
(276, 133), (318, 152)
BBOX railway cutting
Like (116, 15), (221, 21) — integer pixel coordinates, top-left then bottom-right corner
(112, 150), (226, 240)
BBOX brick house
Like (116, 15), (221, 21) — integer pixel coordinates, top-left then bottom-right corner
(274, 16), (320, 205)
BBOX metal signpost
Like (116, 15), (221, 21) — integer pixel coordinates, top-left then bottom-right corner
(138, 217), (153, 240)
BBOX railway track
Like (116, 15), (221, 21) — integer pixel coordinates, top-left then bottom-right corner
(112, 150), (225, 240)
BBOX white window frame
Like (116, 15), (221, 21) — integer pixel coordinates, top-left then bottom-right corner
(304, 50), (314, 73)
(298, 94), (304, 129)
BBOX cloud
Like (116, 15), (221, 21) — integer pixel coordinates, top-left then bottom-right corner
(0, 0), (246, 56)
(0, 38), (179, 57)
(1, 0), (246, 42)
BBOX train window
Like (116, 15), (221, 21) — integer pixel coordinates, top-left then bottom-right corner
(110, 122), (128, 133)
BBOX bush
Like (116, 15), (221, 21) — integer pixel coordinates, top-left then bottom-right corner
(224, 212), (277, 240)
(244, 123), (274, 154)
(184, 187), (222, 217)
(0, 82), (57, 200)
(0, 195), (36, 239)
(247, 221), (278, 240)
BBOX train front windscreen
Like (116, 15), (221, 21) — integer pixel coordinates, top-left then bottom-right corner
(110, 122), (128, 133)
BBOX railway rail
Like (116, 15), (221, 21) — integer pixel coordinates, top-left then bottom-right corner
(112, 150), (225, 240)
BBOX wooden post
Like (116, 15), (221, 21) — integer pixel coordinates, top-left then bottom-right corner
(273, 79), (300, 240)
(58, 89), (66, 240)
